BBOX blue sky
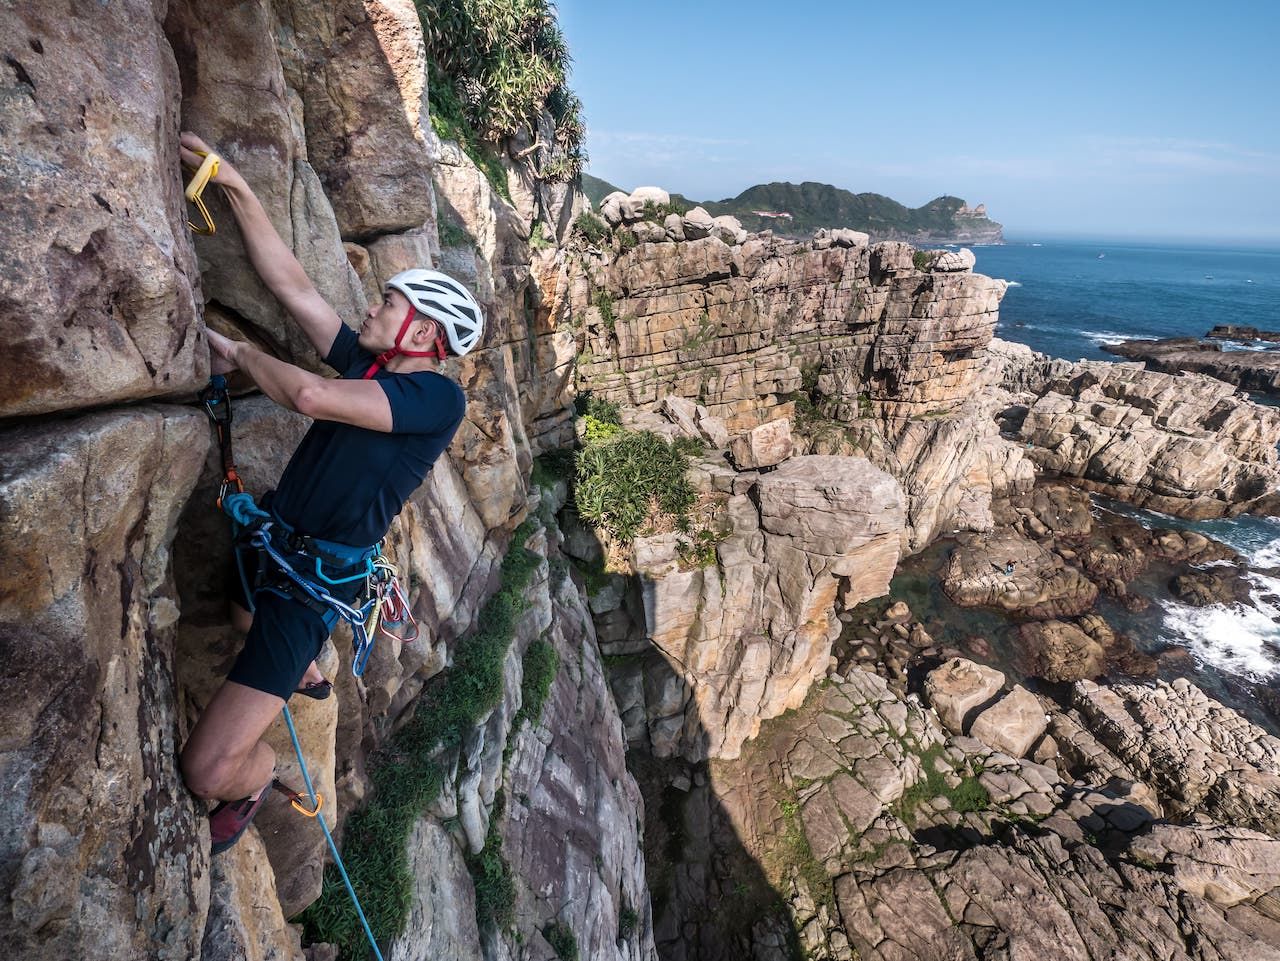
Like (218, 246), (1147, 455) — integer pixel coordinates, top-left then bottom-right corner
(557, 1), (1279, 242)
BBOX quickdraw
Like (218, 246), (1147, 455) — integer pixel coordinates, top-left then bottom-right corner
(199, 375), (242, 508)
(184, 149), (221, 235)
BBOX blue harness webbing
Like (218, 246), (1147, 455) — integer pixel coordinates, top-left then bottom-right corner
(224, 492), (382, 676)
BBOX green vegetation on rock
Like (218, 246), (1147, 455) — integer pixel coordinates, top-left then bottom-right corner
(894, 744), (991, 828)
(468, 790), (517, 930)
(542, 920), (579, 960)
(300, 520), (541, 957)
(512, 637), (559, 733)
(574, 431), (698, 544)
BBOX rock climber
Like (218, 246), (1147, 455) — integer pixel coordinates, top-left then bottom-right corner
(176, 132), (484, 854)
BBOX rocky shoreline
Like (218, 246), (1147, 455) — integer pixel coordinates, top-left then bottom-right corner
(1104, 332), (1280, 397)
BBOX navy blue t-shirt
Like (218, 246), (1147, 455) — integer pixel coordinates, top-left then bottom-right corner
(269, 325), (466, 546)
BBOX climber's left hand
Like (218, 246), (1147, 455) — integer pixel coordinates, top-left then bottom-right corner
(206, 328), (242, 375)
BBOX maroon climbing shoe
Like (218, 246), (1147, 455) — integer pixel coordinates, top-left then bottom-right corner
(293, 678), (332, 700)
(209, 786), (272, 855)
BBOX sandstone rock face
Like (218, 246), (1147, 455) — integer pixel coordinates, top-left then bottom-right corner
(0, 407), (210, 961)
(619, 455), (905, 760)
(650, 666), (1280, 961)
(273, 0), (435, 237)
(564, 228), (1025, 549)
(1073, 678), (1280, 833)
(1, 0), (206, 418)
(2, 3), (658, 959)
(1021, 363), (1280, 517)
(1106, 335), (1280, 397)
(165, 0), (369, 371)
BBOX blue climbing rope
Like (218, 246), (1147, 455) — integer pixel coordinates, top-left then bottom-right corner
(282, 705), (385, 961)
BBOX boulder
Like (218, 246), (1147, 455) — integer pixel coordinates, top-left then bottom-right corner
(730, 419), (794, 469)
(620, 186), (671, 223)
(713, 215), (747, 245)
(631, 221), (667, 244)
(1170, 571), (1243, 606)
(599, 190), (628, 226)
(933, 248), (977, 272)
(830, 228), (870, 248)
(663, 213), (686, 241)
(925, 658), (1006, 734)
(969, 685), (1046, 758)
(941, 530), (1098, 618)
(1016, 620), (1105, 682)
(681, 206), (716, 240)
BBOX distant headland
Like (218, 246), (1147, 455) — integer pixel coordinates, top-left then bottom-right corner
(582, 173), (1004, 245)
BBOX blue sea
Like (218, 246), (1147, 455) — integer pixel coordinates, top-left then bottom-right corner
(966, 240), (1280, 709)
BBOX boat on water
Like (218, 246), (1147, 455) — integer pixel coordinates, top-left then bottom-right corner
(1097, 253), (1106, 259)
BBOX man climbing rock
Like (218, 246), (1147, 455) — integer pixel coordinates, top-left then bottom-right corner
(176, 133), (483, 854)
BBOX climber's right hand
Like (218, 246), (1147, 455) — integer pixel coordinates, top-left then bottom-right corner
(180, 132), (242, 189)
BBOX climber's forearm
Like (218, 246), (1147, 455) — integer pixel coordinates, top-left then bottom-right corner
(218, 175), (316, 302)
(227, 340), (319, 415)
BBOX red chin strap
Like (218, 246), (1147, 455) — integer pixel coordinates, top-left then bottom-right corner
(362, 305), (449, 379)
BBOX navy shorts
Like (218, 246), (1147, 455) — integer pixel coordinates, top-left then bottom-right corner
(225, 547), (348, 701)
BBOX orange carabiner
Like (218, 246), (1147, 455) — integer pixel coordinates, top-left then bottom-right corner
(290, 792), (323, 818)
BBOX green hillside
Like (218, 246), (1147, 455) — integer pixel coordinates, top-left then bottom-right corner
(581, 173), (623, 207)
(580, 176), (1002, 243)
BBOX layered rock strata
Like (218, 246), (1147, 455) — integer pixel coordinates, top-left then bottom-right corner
(1017, 361), (1280, 518)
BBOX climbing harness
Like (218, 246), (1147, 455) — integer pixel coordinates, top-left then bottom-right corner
(198, 375), (423, 961)
(201, 375), (418, 672)
(184, 149), (221, 235)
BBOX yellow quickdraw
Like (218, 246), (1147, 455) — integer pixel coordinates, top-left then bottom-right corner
(183, 150), (221, 235)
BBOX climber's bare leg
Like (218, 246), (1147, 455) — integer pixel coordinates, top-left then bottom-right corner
(181, 680), (281, 801)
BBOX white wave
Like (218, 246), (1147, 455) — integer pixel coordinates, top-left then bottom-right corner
(1087, 330), (1132, 347)
(1251, 539), (1280, 570)
(1161, 594), (1280, 681)
(1006, 281), (1023, 288)
(1218, 339), (1277, 353)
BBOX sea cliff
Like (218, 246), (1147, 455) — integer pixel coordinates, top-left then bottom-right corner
(2, 5), (1279, 961)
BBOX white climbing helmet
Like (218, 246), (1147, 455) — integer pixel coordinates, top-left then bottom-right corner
(386, 268), (484, 356)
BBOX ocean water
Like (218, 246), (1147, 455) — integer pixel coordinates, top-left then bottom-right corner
(969, 239), (1280, 697)
(974, 239), (1280, 364)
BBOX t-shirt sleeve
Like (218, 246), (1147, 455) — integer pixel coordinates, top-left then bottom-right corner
(377, 372), (466, 435)
(324, 324), (368, 376)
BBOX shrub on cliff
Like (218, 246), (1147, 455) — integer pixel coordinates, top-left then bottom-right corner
(416, 0), (585, 180)
(574, 431), (697, 544)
